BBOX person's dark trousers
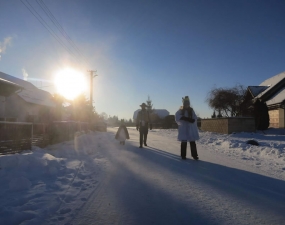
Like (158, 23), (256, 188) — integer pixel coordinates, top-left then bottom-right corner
(139, 126), (148, 147)
(181, 142), (187, 159)
(190, 141), (198, 158)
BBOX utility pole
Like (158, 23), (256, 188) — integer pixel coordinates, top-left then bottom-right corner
(88, 70), (98, 119)
(88, 70), (98, 125)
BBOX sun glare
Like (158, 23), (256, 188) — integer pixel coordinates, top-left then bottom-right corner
(54, 68), (87, 100)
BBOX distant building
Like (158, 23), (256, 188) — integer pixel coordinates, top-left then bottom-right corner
(0, 71), (55, 122)
(133, 109), (170, 121)
(242, 71), (285, 128)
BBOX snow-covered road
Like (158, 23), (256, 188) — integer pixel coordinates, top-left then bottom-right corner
(69, 128), (285, 225)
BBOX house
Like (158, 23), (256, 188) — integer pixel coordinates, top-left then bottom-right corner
(0, 78), (22, 96)
(0, 78), (23, 121)
(242, 71), (285, 128)
(0, 71), (55, 122)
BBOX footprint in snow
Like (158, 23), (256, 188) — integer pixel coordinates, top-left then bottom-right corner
(58, 216), (65, 221)
(59, 208), (71, 214)
(72, 181), (84, 187)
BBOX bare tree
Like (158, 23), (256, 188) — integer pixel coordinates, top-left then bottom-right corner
(206, 84), (246, 117)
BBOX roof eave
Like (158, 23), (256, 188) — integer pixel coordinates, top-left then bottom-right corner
(0, 78), (23, 96)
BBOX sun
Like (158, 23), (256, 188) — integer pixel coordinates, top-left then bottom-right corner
(54, 68), (87, 100)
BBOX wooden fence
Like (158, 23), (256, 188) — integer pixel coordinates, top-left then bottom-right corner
(201, 117), (255, 134)
(0, 121), (90, 155)
(0, 122), (32, 155)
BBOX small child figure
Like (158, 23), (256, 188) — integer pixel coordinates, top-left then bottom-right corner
(115, 120), (130, 145)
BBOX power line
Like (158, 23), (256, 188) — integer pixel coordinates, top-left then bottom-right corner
(36, 0), (88, 64)
(21, 0), (98, 101)
(20, 0), (82, 64)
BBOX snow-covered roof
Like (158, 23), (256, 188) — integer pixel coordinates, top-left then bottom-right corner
(248, 86), (269, 97)
(153, 109), (170, 118)
(133, 109), (170, 119)
(17, 89), (55, 107)
(255, 71), (285, 105)
(0, 78), (23, 96)
(259, 71), (285, 87)
(0, 71), (55, 107)
(265, 87), (285, 106)
(0, 71), (36, 90)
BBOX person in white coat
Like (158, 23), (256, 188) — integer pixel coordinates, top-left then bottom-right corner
(175, 96), (199, 160)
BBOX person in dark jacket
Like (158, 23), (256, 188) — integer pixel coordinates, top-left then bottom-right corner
(136, 103), (152, 148)
(115, 120), (130, 145)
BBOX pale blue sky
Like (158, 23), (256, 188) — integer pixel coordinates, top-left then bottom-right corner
(1, 0), (285, 120)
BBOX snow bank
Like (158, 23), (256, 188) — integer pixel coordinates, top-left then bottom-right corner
(150, 127), (285, 178)
(151, 127), (285, 162)
(9, 176), (32, 191)
(0, 131), (102, 225)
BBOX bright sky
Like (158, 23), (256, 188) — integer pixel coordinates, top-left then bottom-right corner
(1, 0), (285, 120)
